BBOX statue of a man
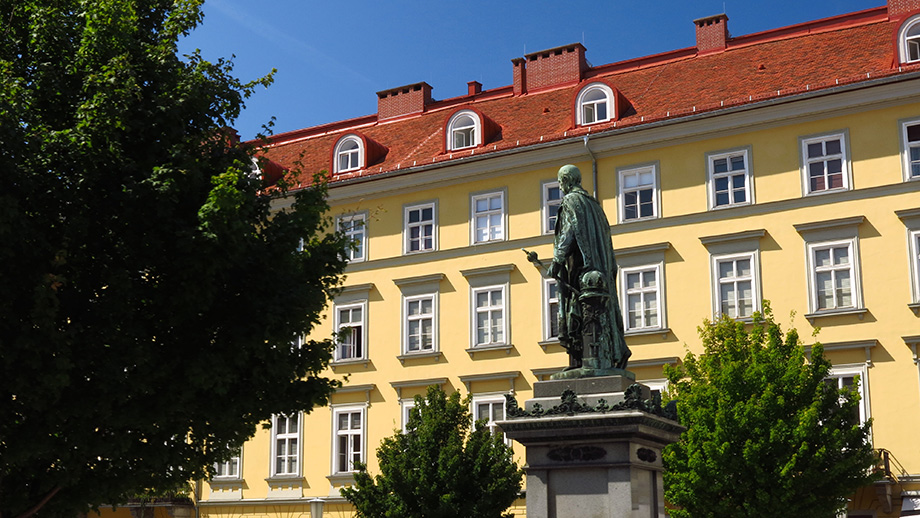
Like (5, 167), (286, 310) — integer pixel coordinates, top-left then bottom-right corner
(548, 164), (631, 372)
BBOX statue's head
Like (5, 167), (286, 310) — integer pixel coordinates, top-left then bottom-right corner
(558, 164), (582, 194)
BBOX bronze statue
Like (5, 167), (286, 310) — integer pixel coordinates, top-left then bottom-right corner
(546, 164), (630, 376)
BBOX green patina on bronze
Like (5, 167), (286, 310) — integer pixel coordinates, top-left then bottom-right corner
(534, 164), (632, 379)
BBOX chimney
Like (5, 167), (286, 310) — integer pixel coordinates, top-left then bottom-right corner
(467, 81), (482, 96)
(512, 58), (527, 95)
(694, 14), (729, 55)
(376, 82), (433, 120)
(512, 43), (587, 95)
(889, 0), (920, 18)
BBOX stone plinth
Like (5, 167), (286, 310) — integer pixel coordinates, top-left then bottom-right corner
(497, 376), (683, 518)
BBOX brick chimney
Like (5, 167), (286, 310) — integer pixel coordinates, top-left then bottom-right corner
(377, 82), (433, 120)
(467, 81), (482, 96)
(889, 0), (920, 17)
(512, 43), (587, 95)
(694, 14), (729, 55)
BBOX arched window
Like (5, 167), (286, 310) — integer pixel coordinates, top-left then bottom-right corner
(899, 14), (920, 64)
(576, 83), (615, 126)
(334, 135), (363, 173)
(446, 110), (481, 150)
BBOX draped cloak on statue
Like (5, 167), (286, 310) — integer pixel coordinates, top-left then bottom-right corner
(552, 184), (631, 370)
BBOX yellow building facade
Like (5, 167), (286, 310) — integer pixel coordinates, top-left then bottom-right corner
(195, 3), (920, 517)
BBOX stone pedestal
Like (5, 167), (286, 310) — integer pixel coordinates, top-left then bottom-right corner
(497, 376), (683, 518)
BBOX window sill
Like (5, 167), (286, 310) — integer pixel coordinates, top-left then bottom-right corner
(709, 201), (752, 211)
(619, 215), (658, 224)
(804, 186), (850, 197)
(466, 343), (513, 358)
(397, 351), (441, 364)
(330, 358), (370, 371)
(538, 338), (561, 351)
(208, 477), (243, 487)
(625, 327), (671, 339)
(404, 248), (437, 256)
(265, 475), (303, 483)
(327, 473), (357, 485)
(805, 307), (867, 324)
(909, 302), (920, 316)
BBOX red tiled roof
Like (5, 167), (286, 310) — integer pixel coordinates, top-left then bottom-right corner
(256, 6), (918, 187)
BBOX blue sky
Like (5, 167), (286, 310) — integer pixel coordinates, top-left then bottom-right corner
(180, 0), (883, 141)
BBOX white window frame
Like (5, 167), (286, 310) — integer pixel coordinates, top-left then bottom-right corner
(333, 135), (363, 173)
(900, 116), (920, 182)
(711, 252), (761, 320)
(542, 180), (562, 234)
(617, 163), (660, 223)
(575, 83), (615, 126)
(470, 190), (506, 244)
(270, 413), (300, 477)
(337, 212), (367, 262)
(826, 363), (870, 428)
(471, 284), (508, 348)
(400, 399), (416, 433)
(404, 202), (437, 254)
(806, 239), (863, 314)
(472, 395), (512, 446)
(213, 448), (241, 479)
(706, 147), (754, 210)
(543, 277), (559, 342)
(799, 130), (851, 196)
(334, 301), (367, 362)
(446, 110), (481, 150)
(331, 405), (366, 475)
(621, 264), (664, 332)
(403, 293), (437, 355)
(909, 229), (920, 304)
(898, 13), (920, 64)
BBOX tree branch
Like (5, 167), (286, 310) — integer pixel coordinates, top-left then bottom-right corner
(14, 486), (61, 518)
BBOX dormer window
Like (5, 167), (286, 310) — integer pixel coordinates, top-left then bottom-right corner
(334, 135), (363, 173)
(899, 14), (920, 63)
(576, 83), (614, 126)
(447, 110), (481, 150)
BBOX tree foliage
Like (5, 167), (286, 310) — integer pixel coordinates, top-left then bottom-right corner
(0, 1), (346, 516)
(662, 305), (878, 518)
(342, 386), (524, 518)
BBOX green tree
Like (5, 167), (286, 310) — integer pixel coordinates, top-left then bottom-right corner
(0, 1), (347, 517)
(342, 386), (524, 518)
(662, 305), (878, 518)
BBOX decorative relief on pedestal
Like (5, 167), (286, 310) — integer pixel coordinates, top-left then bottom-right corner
(547, 445), (607, 462)
(505, 384), (678, 421)
(636, 447), (658, 463)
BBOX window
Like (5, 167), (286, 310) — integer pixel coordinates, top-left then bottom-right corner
(472, 397), (511, 446)
(899, 14), (920, 63)
(707, 148), (753, 209)
(472, 285), (506, 347)
(338, 213), (366, 262)
(332, 406), (365, 474)
(542, 181), (562, 234)
(912, 230), (920, 304)
(800, 131), (850, 195)
(334, 135), (363, 173)
(712, 253), (758, 319)
(825, 365), (869, 427)
(618, 164), (658, 222)
(404, 294), (436, 354)
(544, 278), (559, 341)
(335, 302), (366, 361)
(576, 83), (615, 126)
(404, 202), (436, 253)
(271, 413), (299, 476)
(471, 191), (505, 244)
(621, 265), (661, 331)
(901, 117), (920, 181)
(808, 240), (860, 312)
(400, 399), (416, 432)
(214, 449), (241, 478)
(447, 110), (481, 150)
